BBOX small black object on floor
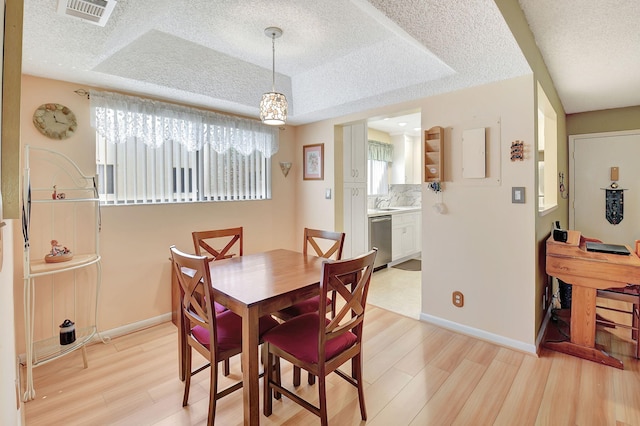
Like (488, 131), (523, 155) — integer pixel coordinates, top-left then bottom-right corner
(392, 259), (421, 271)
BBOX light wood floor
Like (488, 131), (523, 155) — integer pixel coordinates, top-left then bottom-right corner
(23, 302), (640, 426)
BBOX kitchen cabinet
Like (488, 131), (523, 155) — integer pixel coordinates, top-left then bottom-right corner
(391, 134), (421, 184)
(343, 121), (367, 183)
(342, 120), (368, 258)
(22, 146), (102, 401)
(392, 211), (421, 261)
(343, 183), (368, 258)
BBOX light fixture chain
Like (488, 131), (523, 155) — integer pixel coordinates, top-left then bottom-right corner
(272, 33), (276, 91)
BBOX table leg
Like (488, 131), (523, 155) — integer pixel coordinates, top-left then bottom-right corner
(241, 307), (260, 425)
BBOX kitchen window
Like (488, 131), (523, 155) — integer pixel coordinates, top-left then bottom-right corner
(367, 140), (393, 195)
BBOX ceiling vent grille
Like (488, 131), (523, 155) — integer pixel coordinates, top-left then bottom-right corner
(57, 0), (117, 27)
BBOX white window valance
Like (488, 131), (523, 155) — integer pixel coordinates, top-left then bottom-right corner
(89, 90), (279, 158)
(368, 140), (394, 162)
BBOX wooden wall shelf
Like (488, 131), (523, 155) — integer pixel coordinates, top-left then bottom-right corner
(425, 126), (444, 182)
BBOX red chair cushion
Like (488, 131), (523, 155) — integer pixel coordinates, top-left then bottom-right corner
(192, 311), (279, 352)
(263, 312), (357, 364)
(213, 301), (228, 314)
(277, 295), (331, 318)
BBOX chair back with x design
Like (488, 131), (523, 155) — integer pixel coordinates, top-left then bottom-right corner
(304, 228), (345, 260)
(192, 227), (243, 263)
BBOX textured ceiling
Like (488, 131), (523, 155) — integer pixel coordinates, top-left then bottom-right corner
(23, 1), (637, 126)
(518, 0), (640, 114)
(22, 0), (530, 125)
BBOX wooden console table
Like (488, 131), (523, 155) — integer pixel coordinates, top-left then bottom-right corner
(544, 230), (640, 368)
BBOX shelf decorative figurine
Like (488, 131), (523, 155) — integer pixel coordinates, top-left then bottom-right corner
(45, 239), (73, 263)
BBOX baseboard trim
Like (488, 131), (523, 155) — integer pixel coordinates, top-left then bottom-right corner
(98, 313), (173, 341)
(419, 312), (537, 355)
(18, 313), (173, 365)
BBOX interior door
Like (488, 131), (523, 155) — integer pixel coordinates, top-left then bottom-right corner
(570, 130), (640, 247)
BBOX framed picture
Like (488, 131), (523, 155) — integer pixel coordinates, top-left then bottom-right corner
(303, 143), (324, 180)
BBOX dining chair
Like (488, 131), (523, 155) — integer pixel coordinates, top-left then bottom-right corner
(595, 239), (640, 359)
(170, 245), (279, 426)
(192, 227), (243, 375)
(272, 228), (345, 386)
(262, 249), (377, 426)
(192, 227), (243, 262)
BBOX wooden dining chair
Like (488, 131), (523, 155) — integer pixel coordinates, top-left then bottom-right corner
(274, 228), (345, 320)
(170, 245), (279, 426)
(272, 228), (345, 386)
(595, 239), (640, 358)
(192, 227), (243, 375)
(262, 249), (377, 426)
(192, 227), (243, 262)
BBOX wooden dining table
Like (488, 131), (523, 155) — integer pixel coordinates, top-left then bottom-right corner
(188, 248), (325, 425)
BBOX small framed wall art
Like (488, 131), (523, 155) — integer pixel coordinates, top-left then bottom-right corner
(303, 143), (324, 180)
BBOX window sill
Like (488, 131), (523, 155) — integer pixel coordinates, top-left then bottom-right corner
(538, 204), (558, 216)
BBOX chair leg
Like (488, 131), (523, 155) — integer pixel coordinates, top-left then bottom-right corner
(354, 353), (367, 421)
(223, 359), (230, 376)
(208, 356), (218, 426)
(182, 347), (192, 407)
(633, 303), (639, 358)
(318, 374), (328, 426)
(263, 345), (273, 417)
(308, 372), (315, 385)
(274, 356), (281, 400)
(293, 365), (301, 387)
(632, 303), (639, 342)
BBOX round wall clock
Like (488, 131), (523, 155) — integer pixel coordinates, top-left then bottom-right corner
(32, 103), (78, 140)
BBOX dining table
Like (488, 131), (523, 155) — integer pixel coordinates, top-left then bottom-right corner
(180, 248), (326, 425)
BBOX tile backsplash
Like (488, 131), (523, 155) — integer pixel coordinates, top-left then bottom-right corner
(368, 184), (422, 209)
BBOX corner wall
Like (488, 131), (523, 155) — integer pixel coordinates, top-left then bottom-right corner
(296, 75), (538, 350)
(13, 75), (298, 351)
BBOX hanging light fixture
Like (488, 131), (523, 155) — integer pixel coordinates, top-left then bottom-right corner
(260, 27), (288, 126)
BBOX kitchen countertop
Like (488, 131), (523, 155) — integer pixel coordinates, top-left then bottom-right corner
(367, 206), (421, 217)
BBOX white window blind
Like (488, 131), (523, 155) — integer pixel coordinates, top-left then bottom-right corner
(91, 90), (276, 205)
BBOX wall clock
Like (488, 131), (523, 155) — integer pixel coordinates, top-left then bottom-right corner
(32, 103), (78, 140)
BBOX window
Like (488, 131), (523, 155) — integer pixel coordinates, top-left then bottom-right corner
(91, 90), (277, 205)
(368, 159), (389, 195)
(367, 140), (393, 196)
(537, 83), (558, 213)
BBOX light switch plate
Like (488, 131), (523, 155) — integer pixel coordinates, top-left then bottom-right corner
(512, 187), (525, 203)
(325, 188), (331, 199)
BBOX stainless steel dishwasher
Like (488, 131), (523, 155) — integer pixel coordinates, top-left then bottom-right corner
(368, 215), (392, 269)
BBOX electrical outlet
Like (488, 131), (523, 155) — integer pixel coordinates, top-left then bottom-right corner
(452, 291), (464, 307)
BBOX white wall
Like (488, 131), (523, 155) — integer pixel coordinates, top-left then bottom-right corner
(296, 75), (538, 350)
(1, 220), (21, 425)
(420, 76), (536, 350)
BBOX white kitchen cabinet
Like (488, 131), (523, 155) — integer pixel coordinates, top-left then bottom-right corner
(391, 134), (421, 185)
(22, 146), (102, 401)
(392, 211), (421, 261)
(343, 121), (367, 183)
(343, 183), (368, 258)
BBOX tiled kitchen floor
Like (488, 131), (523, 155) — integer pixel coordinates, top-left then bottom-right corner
(367, 262), (421, 319)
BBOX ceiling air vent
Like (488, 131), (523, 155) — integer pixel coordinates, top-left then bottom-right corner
(57, 0), (117, 27)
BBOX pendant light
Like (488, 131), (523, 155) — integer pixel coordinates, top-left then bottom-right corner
(260, 27), (288, 126)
